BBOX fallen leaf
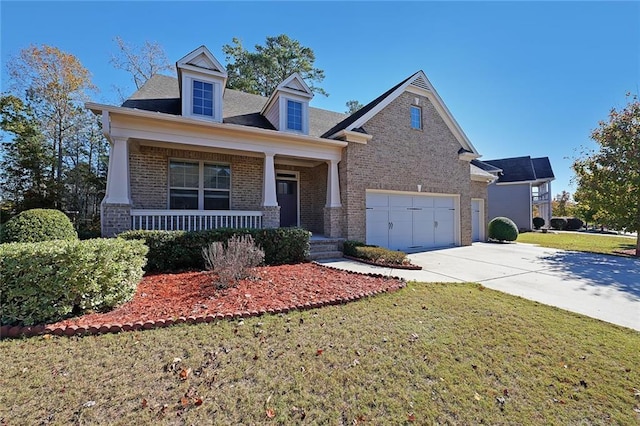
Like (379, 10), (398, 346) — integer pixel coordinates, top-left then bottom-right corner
(180, 397), (189, 407)
(316, 349), (324, 356)
(503, 389), (509, 397)
(82, 400), (96, 408)
(266, 408), (275, 418)
(141, 398), (148, 408)
(179, 368), (191, 380)
(194, 397), (203, 406)
(474, 392), (481, 401)
(407, 413), (416, 422)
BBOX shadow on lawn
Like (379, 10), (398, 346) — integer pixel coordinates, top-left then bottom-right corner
(541, 251), (640, 301)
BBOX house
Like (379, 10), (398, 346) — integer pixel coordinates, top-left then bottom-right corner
(87, 45), (491, 252)
(472, 156), (555, 231)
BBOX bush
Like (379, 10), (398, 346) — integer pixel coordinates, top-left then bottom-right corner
(488, 217), (519, 242)
(119, 227), (310, 272)
(203, 234), (265, 288)
(565, 217), (584, 231)
(0, 238), (148, 326)
(550, 217), (568, 230)
(2, 209), (77, 243)
(343, 240), (367, 257)
(354, 246), (408, 265)
(532, 217), (545, 230)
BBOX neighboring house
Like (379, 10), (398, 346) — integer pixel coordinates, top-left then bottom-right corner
(472, 156), (555, 231)
(87, 45), (491, 251)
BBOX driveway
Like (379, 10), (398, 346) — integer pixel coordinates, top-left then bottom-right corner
(320, 243), (640, 331)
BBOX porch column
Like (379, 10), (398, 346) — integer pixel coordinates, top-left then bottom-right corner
(101, 137), (132, 237)
(323, 159), (343, 238)
(326, 159), (341, 208)
(261, 152), (280, 228)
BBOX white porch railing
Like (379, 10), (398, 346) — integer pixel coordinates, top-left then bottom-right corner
(130, 209), (263, 231)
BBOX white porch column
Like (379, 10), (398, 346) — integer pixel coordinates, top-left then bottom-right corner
(103, 137), (131, 204)
(262, 152), (278, 207)
(325, 159), (341, 207)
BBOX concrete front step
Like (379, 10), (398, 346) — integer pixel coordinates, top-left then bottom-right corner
(308, 250), (343, 261)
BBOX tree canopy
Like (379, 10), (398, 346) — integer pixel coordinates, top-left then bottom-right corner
(572, 95), (640, 255)
(110, 36), (174, 91)
(345, 100), (364, 115)
(222, 34), (327, 97)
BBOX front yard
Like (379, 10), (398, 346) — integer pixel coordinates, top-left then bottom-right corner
(2, 283), (638, 424)
(517, 231), (637, 256)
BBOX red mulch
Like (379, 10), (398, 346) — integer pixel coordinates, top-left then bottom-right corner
(49, 263), (404, 329)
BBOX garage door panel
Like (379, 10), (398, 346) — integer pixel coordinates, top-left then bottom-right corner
(389, 209), (413, 250)
(434, 197), (455, 208)
(434, 208), (455, 246)
(412, 208), (434, 247)
(390, 195), (413, 209)
(366, 193), (390, 208)
(412, 196), (434, 208)
(366, 209), (389, 247)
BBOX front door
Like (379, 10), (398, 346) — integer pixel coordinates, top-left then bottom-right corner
(276, 179), (298, 227)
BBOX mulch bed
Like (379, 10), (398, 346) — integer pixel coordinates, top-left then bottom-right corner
(343, 255), (422, 270)
(613, 248), (639, 257)
(1, 263), (405, 339)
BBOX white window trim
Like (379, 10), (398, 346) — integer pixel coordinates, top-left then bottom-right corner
(168, 159), (231, 210)
(278, 95), (309, 135)
(410, 105), (422, 130)
(181, 73), (223, 123)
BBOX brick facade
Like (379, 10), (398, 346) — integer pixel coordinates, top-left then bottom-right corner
(101, 203), (131, 237)
(340, 92), (474, 245)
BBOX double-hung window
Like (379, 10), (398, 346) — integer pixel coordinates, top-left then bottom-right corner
(169, 160), (230, 210)
(192, 80), (214, 117)
(286, 100), (303, 131)
(410, 105), (422, 130)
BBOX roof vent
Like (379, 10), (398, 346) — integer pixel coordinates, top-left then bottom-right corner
(410, 75), (430, 91)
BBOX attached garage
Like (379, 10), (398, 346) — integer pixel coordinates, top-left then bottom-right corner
(365, 191), (459, 251)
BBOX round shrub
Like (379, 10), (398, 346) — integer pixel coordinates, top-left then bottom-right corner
(2, 209), (78, 243)
(565, 217), (584, 231)
(532, 217), (545, 230)
(549, 217), (567, 231)
(488, 217), (519, 242)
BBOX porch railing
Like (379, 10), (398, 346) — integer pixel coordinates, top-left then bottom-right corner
(130, 209), (263, 231)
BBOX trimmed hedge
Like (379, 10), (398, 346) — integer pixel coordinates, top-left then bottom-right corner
(566, 217), (585, 231)
(342, 240), (408, 265)
(532, 217), (545, 230)
(550, 217), (568, 230)
(0, 238), (148, 326)
(488, 217), (519, 242)
(119, 227), (310, 272)
(2, 209), (77, 243)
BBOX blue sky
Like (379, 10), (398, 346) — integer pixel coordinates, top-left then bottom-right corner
(2, 1), (638, 197)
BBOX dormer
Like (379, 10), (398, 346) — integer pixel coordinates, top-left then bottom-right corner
(261, 73), (313, 135)
(177, 46), (227, 123)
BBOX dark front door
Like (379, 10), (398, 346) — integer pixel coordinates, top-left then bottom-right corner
(276, 179), (298, 227)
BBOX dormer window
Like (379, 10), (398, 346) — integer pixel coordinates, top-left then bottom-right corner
(193, 80), (214, 117)
(176, 45), (228, 123)
(287, 100), (303, 131)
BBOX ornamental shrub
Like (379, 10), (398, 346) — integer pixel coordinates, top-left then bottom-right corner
(2, 209), (77, 243)
(488, 217), (519, 242)
(343, 240), (367, 257)
(202, 234), (265, 288)
(532, 217), (545, 230)
(0, 238), (148, 326)
(565, 217), (585, 231)
(550, 217), (568, 230)
(119, 227), (310, 272)
(354, 246), (408, 265)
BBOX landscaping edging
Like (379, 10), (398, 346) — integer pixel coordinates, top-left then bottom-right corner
(342, 255), (423, 270)
(0, 263), (406, 340)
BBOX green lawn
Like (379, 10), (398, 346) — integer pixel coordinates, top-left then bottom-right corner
(1, 283), (638, 424)
(517, 231), (637, 256)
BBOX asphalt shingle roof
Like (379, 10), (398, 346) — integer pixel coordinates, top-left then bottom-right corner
(482, 156), (554, 183)
(120, 74), (347, 138)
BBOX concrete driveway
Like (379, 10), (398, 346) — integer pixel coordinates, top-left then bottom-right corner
(320, 243), (640, 331)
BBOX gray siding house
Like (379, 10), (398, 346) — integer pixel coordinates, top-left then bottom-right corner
(87, 45), (492, 252)
(473, 156), (555, 231)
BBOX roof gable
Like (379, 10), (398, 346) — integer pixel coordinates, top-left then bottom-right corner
(322, 71), (479, 157)
(176, 45), (227, 78)
(278, 73), (313, 97)
(484, 156), (555, 183)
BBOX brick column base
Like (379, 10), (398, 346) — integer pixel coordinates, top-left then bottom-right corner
(261, 206), (281, 228)
(101, 203), (131, 237)
(323, 206), (343, 238)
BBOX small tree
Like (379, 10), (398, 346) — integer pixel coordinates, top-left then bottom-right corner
(345, 100), (364, 114)
(110, 36), (174, 91)
(572, 94), (640, 256)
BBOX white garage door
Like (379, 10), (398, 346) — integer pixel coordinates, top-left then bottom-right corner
(366, 192), (457, 251)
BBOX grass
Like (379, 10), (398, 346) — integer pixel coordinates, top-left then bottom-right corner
(1, 283), (639, 424)
(517, 231), (637, 256)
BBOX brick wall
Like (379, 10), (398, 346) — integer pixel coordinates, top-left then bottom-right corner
(130, 146), (262, 210)
(342, 91), (473, 245)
